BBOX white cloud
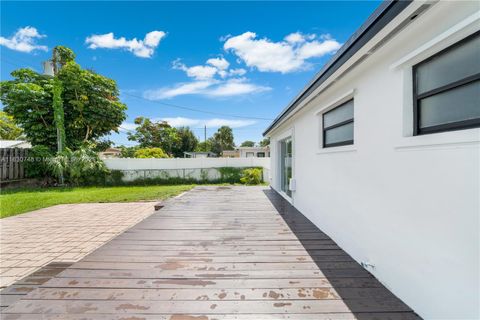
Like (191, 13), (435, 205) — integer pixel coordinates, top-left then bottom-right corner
(229, 68), (247, 76)
(0, 26), (48, 53)
(173, 59), (218, 80)
(297, 39), (343, 60)
(206, 78), (270, 97)
(144, 78), (270, 100)
(173, 56), (231, 80)
(284, 32), (306, 44)
(144, 80), (216, 99)
(156, 55), (268, 99)
(85, 30), (166, 58)
(223, 31), (341, 73)
(119, 122), (138, 131)
(144, 31), (165, 47)
(206, 57), (229, 70)
(159, 117), (256, 128)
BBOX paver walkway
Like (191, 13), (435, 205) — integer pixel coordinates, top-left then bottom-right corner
(2, 186), (421, 319)
(0, 202), (155, 288)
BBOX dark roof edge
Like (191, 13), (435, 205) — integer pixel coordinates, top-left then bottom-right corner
(263, 0), (413, 136)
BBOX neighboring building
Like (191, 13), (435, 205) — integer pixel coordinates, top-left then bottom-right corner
(183, 151), (217, 158)
(0, 140), (31, 149)
(221, 149), (240, 158)
(264, 1), (479, 319)
(98, 147), (122, 159)
(222, 147), (270, 158)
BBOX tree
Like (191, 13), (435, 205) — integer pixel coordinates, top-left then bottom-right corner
(127, 117), (180, 156)
(211, 126), (235, 153)
(92, 139), (114, 152)
(195, 140), (213, 153)
(172, 127), (199, 158)
(259, 137), (270, 147)
(0, 111), (23, 140)
(119, 145), (139, 158)
(240, 140), (255, 147)
(0, 46), (127, 151)
(134, 147), (169, 158)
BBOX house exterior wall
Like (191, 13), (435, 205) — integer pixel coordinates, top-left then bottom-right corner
(238, 147), (270, 158)
(267, 2), (479, 319)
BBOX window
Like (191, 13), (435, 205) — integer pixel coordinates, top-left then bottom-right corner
(257, 152), (265, 157)
(413, 32), (480, 135)
(246, 152), (254, 157)
(322, 99), (354, 148)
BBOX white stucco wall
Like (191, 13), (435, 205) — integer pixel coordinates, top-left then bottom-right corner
(268, 2), (479, 319)
(104, 157), (270, 181)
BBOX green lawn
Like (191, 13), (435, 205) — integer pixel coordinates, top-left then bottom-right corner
(0, 185), (195, 218)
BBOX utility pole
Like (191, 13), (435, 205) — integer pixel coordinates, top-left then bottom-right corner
(44, 47), (66, 185)
(204, 125), (207, 152)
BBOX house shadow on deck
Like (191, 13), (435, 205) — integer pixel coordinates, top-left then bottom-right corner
(263, 188), (422, 320)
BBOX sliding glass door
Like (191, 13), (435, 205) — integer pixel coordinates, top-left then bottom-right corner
(280, 137), (292, 198)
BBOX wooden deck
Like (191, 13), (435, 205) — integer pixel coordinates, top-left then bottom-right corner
(2, 186), (421, 319)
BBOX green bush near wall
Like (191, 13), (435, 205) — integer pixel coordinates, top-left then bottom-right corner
(240, 168), (262, 185)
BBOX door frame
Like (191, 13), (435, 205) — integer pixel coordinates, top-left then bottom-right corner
(275, 127), (294, 203)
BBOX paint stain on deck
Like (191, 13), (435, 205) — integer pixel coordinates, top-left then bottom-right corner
(115, 303), (150, 311)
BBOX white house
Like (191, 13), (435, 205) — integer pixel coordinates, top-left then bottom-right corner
(264, 1), (479, 319)
(222, 147), (270, 158)
(0, 140), (31, 149)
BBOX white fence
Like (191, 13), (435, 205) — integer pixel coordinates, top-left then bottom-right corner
(103, 158), (270, 182)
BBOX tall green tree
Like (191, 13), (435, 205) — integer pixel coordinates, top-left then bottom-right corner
(0, 46), (127, 151)
(127, 117), (180, 156)
(172, 127), (199, 158)
(92, 139), (114, 152)
(240, 140), (255, 147)
(0, 111), (23, 140)
(211, 126), (235, 154)
(195, 140), (213, 153)
(259, 137), (270, 147)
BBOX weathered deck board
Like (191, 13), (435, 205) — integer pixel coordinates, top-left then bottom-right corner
(2, 186), (421, 319)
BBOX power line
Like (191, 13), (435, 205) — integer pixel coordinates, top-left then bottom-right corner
(122, 92), (274, 121)
(118, 125), (265, 134)
(2, 58), (273, 122)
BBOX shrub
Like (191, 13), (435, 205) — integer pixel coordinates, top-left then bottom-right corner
(24, 145), (53, 179)
(218, 167), (242, 183)
(45, 147), (110, 185)
(105, 170), (124, 185)
(119, 146), (139, 158)
(240, 168), (262, 185)
(134, 147), (169, 158)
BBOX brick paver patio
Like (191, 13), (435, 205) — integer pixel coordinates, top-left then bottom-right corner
(0, 202), (155, 288)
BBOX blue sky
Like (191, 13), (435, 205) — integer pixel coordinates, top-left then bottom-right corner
(1, 1), (380, 146)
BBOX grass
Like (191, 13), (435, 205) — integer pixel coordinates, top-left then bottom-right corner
(0, 185), (195, 219)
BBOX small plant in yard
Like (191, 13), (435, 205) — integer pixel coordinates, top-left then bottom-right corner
(240, 168), (262, 185)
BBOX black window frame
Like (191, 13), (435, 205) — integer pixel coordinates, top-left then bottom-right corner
(413, 31), (480, 135)
(322, 99), (354, 148)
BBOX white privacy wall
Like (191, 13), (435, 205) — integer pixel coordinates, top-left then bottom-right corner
(103, 157), (270, 181)
(268, 2), (479, 319)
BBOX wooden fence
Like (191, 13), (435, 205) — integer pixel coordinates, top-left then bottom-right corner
(0, 148), (28, 181)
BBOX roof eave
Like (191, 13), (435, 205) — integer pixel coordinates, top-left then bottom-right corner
(263, 0), (412, 136)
